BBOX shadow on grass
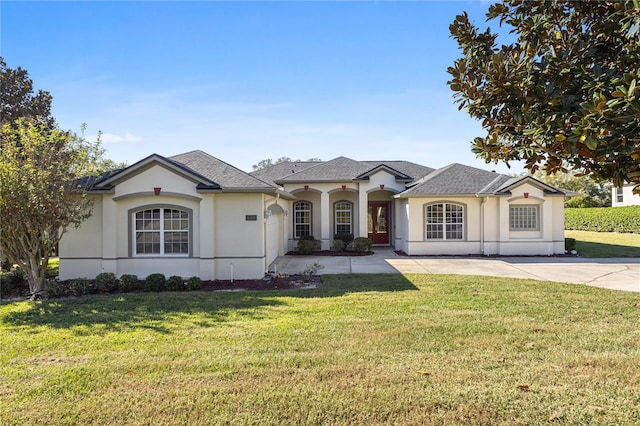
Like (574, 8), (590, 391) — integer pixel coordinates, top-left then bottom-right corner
(1, 274), (418, 332)
(575, 241), (640, 258)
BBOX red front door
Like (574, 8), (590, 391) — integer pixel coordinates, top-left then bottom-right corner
(368, 202), (390, 245)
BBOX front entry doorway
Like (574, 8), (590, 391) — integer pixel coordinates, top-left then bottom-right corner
(368, 202), (390, 245)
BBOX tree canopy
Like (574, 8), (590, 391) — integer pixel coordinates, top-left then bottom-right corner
(252, 156), (322, 170)
(0, 57), (54, 128)
(0, 120), (103, 295)
(448, 1), (640, 190)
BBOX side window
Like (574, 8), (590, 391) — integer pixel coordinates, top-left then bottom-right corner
(425, 203), (464, 240)
(509, 205), (539, 230)
(293, 201), (312, 238)
(133, 207), (190, 256)
(334, 201), (353, 234)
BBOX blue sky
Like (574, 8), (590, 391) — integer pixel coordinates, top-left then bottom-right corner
(1, 1), (523, 174)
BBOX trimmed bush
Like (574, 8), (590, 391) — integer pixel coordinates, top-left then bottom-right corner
(354, 237), (373, 253)
(297, 236), (319, 255)
(166, 275), (184, 291)
(565, 206), (640, 234)
(186, 276), (202, 291)
(0, 269), (27, 295)
(144, 273), (166, 292)
(565, 238), (576, 252)
(96, 272), (118, 293)
(333, 233), (354, 251)
(118, 274), (138, 293)
(332, 239), (345, 252)
(44, 280), (66, 298)
(70, 278), (90, 297)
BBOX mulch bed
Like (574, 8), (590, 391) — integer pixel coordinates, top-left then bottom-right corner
(285, 250), (374, 256)
(200, 274), (321, 292)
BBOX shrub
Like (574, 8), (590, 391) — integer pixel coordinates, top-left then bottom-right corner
(44, 280), (66, 298)
(95, 272), (118, 293)
(118, 274), (138, 293)
(565, 206), (640, 234)
(186, 276), (202, 291)
(166, 275), (184, 291)
(297, 236), (319, 255)
(144, 273), (166, 292)
(0, 269), (27, 295)
(332, 239), (345, 252)
(70, 278), (90, 297)
(354, 237), (373, 253)
(333, 233), (354, 251)
(565, 238), (577, 252)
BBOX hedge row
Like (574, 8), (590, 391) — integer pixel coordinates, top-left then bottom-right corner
(565, 206), (640, 234)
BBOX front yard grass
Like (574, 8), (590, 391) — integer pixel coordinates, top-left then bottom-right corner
(1, 274), (639, 425)
(565, 230), (640, 257)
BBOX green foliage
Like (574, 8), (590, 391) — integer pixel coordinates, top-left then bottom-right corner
(448, 1), (640, 187)
(529, 171), (610, 207)
(70, 278), (90, 297)
(353, 237), (373, 253)
(297, 237), (319, 255)
(565, 206), (640, 233)
(0, 269), (27, 296)
(186, 276), (202, 291)
(0, 57), (54, 128)
(166, 275), (184, 291)
(44, 280), (66, 298)
(331, 239), (344, 252)
(564, 238), (577, 252)
(333, 233), (354, 251)
(118, 274), (138, 293)
(95, 272), (118, 293)
(144, 273), (166, 292)
(0, 118), (104, 295)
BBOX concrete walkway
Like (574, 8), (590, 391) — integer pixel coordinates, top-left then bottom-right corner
(274, 248), (640, 293)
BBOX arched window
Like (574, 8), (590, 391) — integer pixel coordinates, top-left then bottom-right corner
(293, 201), (312, 238)
(133, 207), (190, 256)
(334, 201), (353, 234)
(425, 203), (464, 240)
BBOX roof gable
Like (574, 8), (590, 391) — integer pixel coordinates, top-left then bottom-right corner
(399, 163), (506, 196)
(353, 164), (413, 182)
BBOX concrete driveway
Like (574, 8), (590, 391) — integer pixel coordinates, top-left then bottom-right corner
(274, 248), (640, 293)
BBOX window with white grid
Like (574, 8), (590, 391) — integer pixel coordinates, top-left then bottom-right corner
(425, 203), (464, 240)
(334, 201), (353, 234)
(133, 208), (189, 256)
(509, 205), (539, 230)
(294, 201), (312, 238)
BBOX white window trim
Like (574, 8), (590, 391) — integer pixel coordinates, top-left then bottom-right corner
(293, 201), (312, 239)
(424, 202), (465, 241)
(130, 205), (192, 257)
(334, 200), (353, 235)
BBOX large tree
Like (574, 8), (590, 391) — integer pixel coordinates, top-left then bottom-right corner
(0, 119), (103, 296)
(448, 1), (640, 190)
(0, 57), (54, 128)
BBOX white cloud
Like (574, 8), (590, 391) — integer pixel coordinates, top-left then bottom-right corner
(98, 132), (144, 144)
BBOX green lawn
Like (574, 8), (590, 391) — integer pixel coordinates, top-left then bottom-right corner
(565, 230), (640, 257)
(1, 274), (639, 425)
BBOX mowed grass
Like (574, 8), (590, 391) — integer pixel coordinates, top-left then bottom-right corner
(565, 230), (640, 257)
(1, 274), (639, 425)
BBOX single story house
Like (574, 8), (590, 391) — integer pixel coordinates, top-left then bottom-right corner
(59, 150), (573, 280)
(612, 184), (640, 207)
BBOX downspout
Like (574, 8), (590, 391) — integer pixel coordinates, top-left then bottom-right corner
(477, 194), (488, 255)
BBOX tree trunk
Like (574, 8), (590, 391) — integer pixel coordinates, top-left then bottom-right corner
(25, 253), (47, 297)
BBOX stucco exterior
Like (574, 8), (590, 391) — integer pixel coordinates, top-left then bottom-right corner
(612, 184), (640, 207)
(59, 152), (572, 281)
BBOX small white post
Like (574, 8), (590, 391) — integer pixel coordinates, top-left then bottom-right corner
(230, 262), (234, 284)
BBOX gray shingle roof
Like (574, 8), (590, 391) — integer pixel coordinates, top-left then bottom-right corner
(400, 163), (509, 196)
(266, 156), (434, 184)
(169, 150), (275, 190)
(250, 161), (321, 186)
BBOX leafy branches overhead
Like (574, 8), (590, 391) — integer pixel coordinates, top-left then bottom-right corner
(448, 1), (640, 189)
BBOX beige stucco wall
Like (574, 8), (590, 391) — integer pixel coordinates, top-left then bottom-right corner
(59, 164), (273, 281)
(401, 183), (566, 256)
